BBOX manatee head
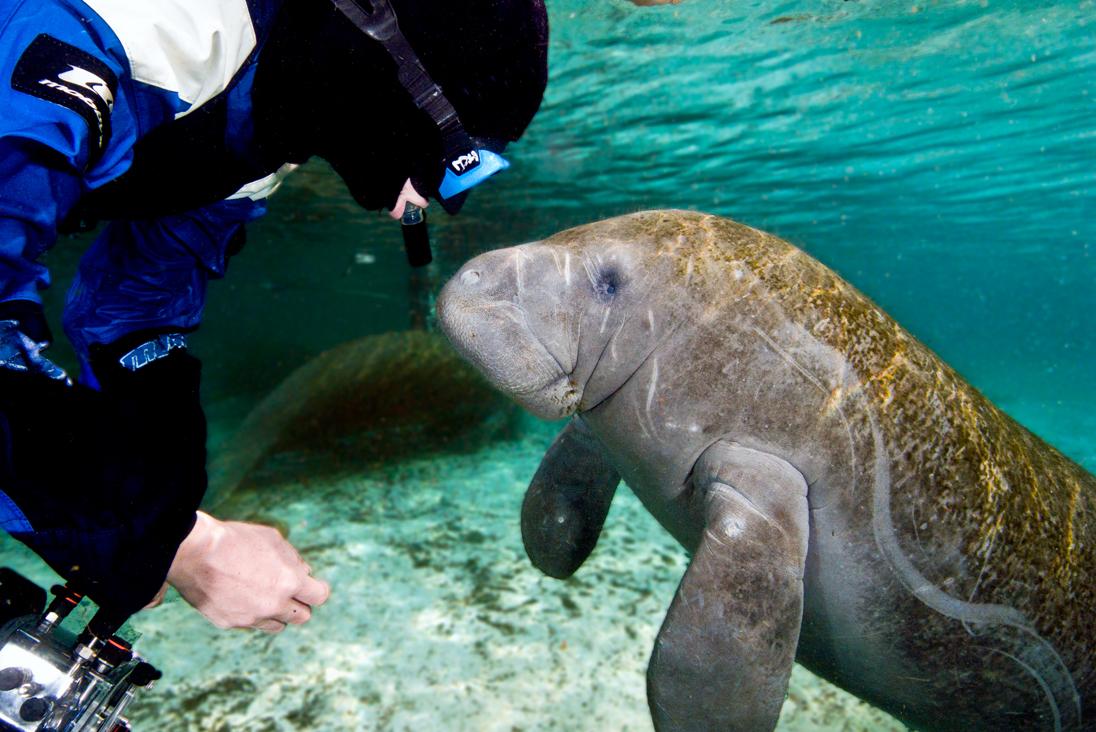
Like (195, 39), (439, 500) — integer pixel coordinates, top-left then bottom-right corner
(437, 211), (726, 419)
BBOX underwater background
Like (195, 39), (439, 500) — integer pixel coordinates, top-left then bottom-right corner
(1, 0), (1093, 729)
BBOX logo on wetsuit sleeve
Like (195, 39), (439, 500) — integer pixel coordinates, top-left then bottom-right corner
(56, 66), (115, 110)
(11, 34), (118, 167)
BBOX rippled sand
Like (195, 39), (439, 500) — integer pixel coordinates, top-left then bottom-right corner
(107, 419), (906, 731)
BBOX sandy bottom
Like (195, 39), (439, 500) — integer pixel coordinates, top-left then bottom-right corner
(0, 420), (907, 731)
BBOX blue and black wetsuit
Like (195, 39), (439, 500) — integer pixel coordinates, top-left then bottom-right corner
(0, 0), (548, 620)
(0, 0), (293, 618)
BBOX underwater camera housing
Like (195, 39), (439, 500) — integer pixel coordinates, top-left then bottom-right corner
(0, 568), (160, 732)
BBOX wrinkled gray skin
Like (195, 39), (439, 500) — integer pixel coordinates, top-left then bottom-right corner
(436, 211), (1094, 732)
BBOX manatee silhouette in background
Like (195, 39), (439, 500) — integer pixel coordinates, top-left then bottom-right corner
(437, 210), (1094, 731)
(206, 330), (518, 518)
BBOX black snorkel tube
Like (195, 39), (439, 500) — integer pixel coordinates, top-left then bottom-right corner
(399, 202), (430, 267)
(329, 0), (512, 267)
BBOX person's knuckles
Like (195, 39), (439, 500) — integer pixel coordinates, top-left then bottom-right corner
(275, 569), (308, 597)
(307, 579), (332, 605)
(275, 544), (303, 565)
(257, 596), (288, 619)
(258, 524), (283, 541)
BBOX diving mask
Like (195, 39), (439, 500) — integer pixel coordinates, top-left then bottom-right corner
(330, 0), (511, 214)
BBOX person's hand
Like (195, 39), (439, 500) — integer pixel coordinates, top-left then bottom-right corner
(388, 178), (429, 220)
(143, 582), (169, 610)
(166, 511), (330, 632)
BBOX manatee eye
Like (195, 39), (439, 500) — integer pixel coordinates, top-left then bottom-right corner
(594, 269), (621, 302)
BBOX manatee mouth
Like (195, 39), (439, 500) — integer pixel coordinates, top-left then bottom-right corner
(529, 371), (581, 417)
(437, 289), (580, 419)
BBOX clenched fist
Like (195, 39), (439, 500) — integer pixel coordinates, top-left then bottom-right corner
(167, 511), (330, 632)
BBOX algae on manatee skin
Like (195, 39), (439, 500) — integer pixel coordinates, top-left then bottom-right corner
(206, 330), (520, 518)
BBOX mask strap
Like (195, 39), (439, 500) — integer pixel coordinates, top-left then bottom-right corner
(329, 0), (510, 204)
(329, 0), (463, 136)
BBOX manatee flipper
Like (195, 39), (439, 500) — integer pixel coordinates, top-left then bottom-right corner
(648, 442), (809, 732)
(521, 418), (621, 579)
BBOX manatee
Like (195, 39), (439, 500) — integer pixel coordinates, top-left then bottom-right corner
(206, 329), (518, 517)
(436, 211), (1095, 731)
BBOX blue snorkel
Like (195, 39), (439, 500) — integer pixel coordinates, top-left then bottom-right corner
(329, 0), (512, 266)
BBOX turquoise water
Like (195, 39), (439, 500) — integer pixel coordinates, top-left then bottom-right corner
(5, 0), (1093, 729)
(171, 0), (1094, 468)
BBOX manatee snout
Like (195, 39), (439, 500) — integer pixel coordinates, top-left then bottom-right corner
(438, 247), (581, 420)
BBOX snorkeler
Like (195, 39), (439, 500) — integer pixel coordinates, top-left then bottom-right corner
(0, 0), (548, 632)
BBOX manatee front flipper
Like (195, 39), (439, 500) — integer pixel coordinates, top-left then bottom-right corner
(648, 442), (809, 732)
(521, 417), (621, 579)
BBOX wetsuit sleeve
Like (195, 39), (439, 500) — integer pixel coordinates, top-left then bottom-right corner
(2, 196), (267, 618)
(0, 2), (273, 617)
(62, 196), (268, 365)
(1, 8), (134, 310)
(0, 361), (205, 618)
(35, 197), (265, 618)
(0, 138), (83, 324)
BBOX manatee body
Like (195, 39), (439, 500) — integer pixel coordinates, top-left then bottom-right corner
(437, 211), (1095, 731)
(206, 330), (516, 516)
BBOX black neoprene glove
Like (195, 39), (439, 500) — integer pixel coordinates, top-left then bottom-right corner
(0, 323), (208, 621)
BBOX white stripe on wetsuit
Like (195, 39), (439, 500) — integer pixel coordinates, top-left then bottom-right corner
(81, 0), (256, 117)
